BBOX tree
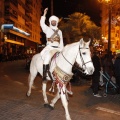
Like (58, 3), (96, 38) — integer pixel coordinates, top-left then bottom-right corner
(59, 12), (101, 45)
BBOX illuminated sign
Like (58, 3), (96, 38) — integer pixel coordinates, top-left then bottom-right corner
(1, 24), (13, 30)
(1, 24), (30, 36)
(13, 26), (30, 36)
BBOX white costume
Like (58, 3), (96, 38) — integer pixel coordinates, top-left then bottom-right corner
(40, 15), (64, 64)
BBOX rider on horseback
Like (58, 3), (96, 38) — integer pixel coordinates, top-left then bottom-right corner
(40, 8), (64, 81)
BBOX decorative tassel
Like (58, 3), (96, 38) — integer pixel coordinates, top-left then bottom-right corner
(49, 81), (55, 93)
(49, 87), (52, 92)
(52, 87), (55, 93)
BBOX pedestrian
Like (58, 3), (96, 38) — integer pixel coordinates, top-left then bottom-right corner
(113, 52), (120, 90)
(102, 53), (114, 78)
(91, 51), (102, 97)
(40, 8), (64, 81)
(112, 52), (116, 64)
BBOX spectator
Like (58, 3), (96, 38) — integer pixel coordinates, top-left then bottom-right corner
(113, 52), (120, 90)
(91, 52), (102, 97)
(102, 54), (114, 78)
(112, 52), (116, 64)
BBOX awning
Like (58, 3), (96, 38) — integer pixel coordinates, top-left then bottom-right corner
(5, 39), (24, 46)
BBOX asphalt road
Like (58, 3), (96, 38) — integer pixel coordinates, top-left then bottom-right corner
(0, 60), (120, 120)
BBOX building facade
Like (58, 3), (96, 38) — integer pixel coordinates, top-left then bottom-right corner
(0, 0), (42, 55)
(101, 0), (120, 52)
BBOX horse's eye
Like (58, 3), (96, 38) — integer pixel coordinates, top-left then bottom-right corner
(82, 52), (86, 55)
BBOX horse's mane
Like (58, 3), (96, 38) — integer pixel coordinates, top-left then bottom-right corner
(63, 41), (79, 51)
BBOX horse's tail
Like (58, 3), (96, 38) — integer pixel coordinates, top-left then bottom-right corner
(29, 54), (39, 76)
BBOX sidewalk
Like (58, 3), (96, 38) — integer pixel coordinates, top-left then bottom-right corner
(0, 60), (120, 120)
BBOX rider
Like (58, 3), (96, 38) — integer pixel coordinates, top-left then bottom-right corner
(40, 8), (64, 81)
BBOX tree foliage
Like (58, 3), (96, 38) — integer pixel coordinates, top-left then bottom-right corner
(59, 12), (101, 44)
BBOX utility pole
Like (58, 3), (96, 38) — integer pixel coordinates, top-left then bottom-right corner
(108, 5), (111, 53)
(51, 0), (53, 15)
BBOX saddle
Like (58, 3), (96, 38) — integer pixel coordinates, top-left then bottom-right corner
(47, 52), (60, 81)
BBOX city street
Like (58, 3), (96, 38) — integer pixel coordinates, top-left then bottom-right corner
(0, 60), (120, 120)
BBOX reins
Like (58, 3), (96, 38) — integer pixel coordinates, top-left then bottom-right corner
(61, 41), (92, 73)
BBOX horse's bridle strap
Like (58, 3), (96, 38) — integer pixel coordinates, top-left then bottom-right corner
(61, 52), (84, 73)
(79, 46), (92, 67)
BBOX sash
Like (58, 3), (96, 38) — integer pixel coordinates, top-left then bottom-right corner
(48, 29), (60, 43)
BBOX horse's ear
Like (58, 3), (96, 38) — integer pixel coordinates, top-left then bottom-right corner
(80, 38), (91, 46)
(86, 38), (91, 46)
(79, 38), (84, 45)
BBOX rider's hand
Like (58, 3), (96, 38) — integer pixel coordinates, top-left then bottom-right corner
(43, 8), (48, 16)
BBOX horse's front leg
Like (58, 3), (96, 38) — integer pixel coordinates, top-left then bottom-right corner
(49, 84), (61, 109)
(60, 85), (71, 120)
(42, 82), (49, 107)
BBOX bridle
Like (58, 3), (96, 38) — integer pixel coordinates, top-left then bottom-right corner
(61, 42), (92, 73)
(78, 46), (92, 72)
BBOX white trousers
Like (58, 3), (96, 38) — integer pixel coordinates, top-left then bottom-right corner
(41, 45), (61, 64)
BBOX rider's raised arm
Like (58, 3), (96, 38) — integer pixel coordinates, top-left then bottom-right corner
(59, 30), (64, 50)
(40, 8), (49, 33)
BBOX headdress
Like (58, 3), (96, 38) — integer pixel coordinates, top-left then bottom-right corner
(49, 15), (59, 30)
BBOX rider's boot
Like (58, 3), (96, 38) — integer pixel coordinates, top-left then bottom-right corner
(43, 64), (49, 81)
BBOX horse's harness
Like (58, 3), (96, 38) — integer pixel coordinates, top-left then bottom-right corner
(61, 42), (92, 73)
(49, 41), (92, 95)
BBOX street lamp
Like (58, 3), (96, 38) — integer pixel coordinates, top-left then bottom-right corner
(98, 0), (120, 53)
(98, 0), (112, 54)
(108, 2), (112, 53)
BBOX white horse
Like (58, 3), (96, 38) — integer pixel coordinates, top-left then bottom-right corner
(27, 38), (94, 120)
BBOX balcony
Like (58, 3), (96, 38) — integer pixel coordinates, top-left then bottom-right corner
(25, 5), (32, 13)
(26, 0), (33, 5)
(25, 22), (32, 30)
(4, 8), (18, 20)
(10, 0), (18, 7)
(25, 0), (32, 10)
(24, 13), (32, 23)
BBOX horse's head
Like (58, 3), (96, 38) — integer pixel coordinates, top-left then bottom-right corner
(75, 38), (94, 75)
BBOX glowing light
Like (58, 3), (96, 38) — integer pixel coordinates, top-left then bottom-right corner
(1, 24), (30, 36)
(1, 24), (13, 30)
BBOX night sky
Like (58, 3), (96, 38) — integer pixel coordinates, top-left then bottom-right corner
(42, 0), (102, 26)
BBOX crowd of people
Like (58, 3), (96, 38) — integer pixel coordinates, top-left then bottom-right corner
(70, 50), (120, 97)
(91, 51), (120, 97)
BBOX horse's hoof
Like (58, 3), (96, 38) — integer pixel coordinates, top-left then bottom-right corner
(48, 104), (54, 110)
(26, 92), (30, 97)
(44, 103), (49, 108)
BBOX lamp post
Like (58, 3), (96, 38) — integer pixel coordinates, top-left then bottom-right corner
(108, 4), (112, 53)
(51, 0), (53, 15)
(98, 0), (112, 54)
(98, 0), (120, 53)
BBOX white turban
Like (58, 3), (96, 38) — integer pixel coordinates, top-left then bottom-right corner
(49, 15), (59, 23)
(49, 15), (59, 30)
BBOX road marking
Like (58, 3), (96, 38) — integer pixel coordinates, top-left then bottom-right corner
(96, 107), (120, 116)
(4, 75), (9, 77)
(14, 81), (24, 85)
(39, 90), (55, 97)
